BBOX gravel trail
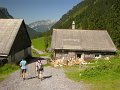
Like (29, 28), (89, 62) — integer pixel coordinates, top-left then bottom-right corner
(0, 61), (89, 90)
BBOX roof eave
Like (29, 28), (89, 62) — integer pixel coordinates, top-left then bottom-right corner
(53, 48), (117, 52)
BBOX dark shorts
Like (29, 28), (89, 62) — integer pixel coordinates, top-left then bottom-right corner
(21, 69), (26, 73)
(37, 70), (42, 74)
(37, 68), (43, 74)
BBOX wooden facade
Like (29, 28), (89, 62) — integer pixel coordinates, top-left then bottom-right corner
(54, 49), (116, 60)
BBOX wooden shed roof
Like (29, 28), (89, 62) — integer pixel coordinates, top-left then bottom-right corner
(52, 29), (117, 52)
(0, 19), (24, 55)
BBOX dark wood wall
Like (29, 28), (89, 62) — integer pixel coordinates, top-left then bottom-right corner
(9, 21), (31, 55)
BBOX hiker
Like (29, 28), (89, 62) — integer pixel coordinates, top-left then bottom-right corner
(36, 59), (44, 80)
(20, 58), (27, 80)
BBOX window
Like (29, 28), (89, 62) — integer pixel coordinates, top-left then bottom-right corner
(77, 54), (81, 58)
(95, 54), (102, 59)
(95, 54), (99, 57)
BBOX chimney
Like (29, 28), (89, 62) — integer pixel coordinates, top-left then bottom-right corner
(72, 21), (75, 29)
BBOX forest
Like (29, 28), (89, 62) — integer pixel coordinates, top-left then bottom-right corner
(52, 0), (120, 48)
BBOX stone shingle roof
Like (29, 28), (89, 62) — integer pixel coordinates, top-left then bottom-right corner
(0, 19), (23, 55)
(52, 29), (117, 52)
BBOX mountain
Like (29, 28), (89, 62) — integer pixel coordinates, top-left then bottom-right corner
(0, 7), (40, 39)
(26, 25), (41, 39)
(0, 7), (13, 18)
(52, 0), (120, 48)
(29, 20), (56, 32)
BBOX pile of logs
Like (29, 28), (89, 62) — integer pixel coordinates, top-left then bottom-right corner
(51, 58), (88, 67)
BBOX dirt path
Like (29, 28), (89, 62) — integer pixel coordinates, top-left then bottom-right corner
(0, 60), (89, 90)
(32, 46), (44, 54)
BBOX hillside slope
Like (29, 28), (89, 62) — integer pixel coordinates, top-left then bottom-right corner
(52, 0), (120, 47)
(26, 25), (41, 39)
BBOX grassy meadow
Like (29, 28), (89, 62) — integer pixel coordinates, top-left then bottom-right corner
(32, 36), (51, 51)
(32, 37), (46, 51)
(64, 57), (120, 90)
(31, 36), (53, 59)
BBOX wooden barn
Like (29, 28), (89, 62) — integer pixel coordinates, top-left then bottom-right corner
(52, 29), (117, 60)
(0, 19), (31, 64)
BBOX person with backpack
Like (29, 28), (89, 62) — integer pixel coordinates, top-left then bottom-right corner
(36, 59), (44, 80)
(20, 58), (27, 80)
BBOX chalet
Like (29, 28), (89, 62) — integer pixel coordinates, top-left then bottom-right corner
(0, 19), (31, 64)
(51, 22), (117, 60)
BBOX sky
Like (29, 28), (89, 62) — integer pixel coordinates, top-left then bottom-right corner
(0, 0), (82, 24)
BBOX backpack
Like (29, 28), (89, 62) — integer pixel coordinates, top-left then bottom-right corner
(37, 63), (43, 71)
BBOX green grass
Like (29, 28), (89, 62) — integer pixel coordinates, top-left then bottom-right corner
(32, 37), (46, 51)
(32, 36), (52, 58)
(32, 49), (40, 57)
(64, 57), (120, 90)
(44, 63), (51, 67)
(64, 65), (81, 82)
(39, 52), (53, 57)
(32, 49), (53, 58)
(0, 64), (19, 82)
(32, 36), (51, 51)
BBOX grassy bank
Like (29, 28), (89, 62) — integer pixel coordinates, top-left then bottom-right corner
(64, 57), (120, 90)
(0, 64), (19, 82)
(32, 36), (51, 51)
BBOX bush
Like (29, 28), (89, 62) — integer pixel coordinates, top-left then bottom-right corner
(116, 50), (120, 56)
(64, 58), (120, 89)
(80, 58), (120, 81)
